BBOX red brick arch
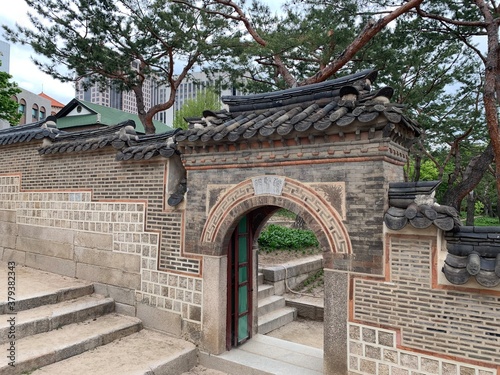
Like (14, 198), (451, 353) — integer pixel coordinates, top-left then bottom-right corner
(200, 176), (351, 261)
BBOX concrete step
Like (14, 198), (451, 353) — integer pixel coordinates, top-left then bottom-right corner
(258, 307), (297, 335)
(0, 294), (115, 344)
(258, 295), (285, 317)
(0, 313), (142, 375)
(257, 284), (275, 300)
(0, 264), (94, 314)
(29, 329), (197, 375)
(258, 272), (264, 286)
(200, 334), (323, 375)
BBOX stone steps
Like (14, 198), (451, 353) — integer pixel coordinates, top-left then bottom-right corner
(28, 329), (197, 375)
(258, 307), (297, 335)
(258, 295), (285, 317)
(0, 263), (197, 375)
(0, 264), (94, 314)
(257, 272), (297, 335)
(0, 313), (142, 375)
(257, 284), (275, 300)
(0, 294), (115, 344)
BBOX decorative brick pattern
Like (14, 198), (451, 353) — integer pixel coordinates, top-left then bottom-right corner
(0, 144), (202, 326)
(0, 145), (200, 275)
(348, 323), (496, 375)
(353, 235), (500, 367)
(137, 270), (203, 323)
(3, 177), (158, 255)
(0, 175), (20, 210)
(201, 177), (351, 254)
(310, 182), (346, 220)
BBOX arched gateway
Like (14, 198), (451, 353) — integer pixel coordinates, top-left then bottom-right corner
(199, 175), (351, 349)
(171, 69), (420, 372)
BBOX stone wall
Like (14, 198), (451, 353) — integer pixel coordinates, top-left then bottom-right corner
(348, 226), (500, 374)
(0, 141), (202, 338)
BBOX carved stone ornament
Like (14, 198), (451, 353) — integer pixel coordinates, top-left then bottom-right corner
(252, 176), (285, 196)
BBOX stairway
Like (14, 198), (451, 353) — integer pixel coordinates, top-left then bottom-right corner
(0, 263), (197, 375)
(257, 272), (297, 335)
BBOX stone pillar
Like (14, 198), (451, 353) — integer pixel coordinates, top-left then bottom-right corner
(201, 255), (227, 354)
(324, 269), (349, 374)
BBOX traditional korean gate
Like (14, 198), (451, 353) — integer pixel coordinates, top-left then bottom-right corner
(226, 214), (253, 349)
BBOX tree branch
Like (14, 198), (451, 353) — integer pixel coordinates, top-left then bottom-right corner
(299, 0), (425, 86)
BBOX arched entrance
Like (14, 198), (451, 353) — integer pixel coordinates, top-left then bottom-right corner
(200, 176), (351, 353)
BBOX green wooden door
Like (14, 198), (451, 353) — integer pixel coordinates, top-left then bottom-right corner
(227, 215), (253, 349)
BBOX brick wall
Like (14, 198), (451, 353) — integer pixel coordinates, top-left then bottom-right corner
(348, 323), (496, 375)
(351, 229), (500, 373)
(0, 141), (203, 335)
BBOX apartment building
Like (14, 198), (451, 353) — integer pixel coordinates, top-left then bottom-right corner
(76, 71), (241, 127)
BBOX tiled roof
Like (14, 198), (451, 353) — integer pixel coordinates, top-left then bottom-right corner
(38, 92), (66, 108)
(38, 120), (137, 155)
(384, 181), (461, 231)
(37, 119), (178, 161)
(443, 227), (500, 287)
(115, 129), (180, 161)
(174, 69), (420, 146)
(0, 121), (61, 146)
(1, 69), (421, 162)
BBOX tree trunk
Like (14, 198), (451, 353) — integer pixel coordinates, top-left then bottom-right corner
(413, 154), (422, 181)
(132, 84), (156, 134)
(466, 191), (475, 226)
(475, 0), (500, 214)
(441, 143), (494, 210)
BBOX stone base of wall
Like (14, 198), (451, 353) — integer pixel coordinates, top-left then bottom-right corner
(348, 323), (497, 375)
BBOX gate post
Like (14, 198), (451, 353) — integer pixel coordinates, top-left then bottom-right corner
(201, 255), (227, 354)
(324, 269), (349, 374)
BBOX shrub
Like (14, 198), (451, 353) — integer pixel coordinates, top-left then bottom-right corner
(474, 216), (500, 226)
(258, 224), (319, 251)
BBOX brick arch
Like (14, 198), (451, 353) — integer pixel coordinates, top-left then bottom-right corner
(200, 176), (352, 262)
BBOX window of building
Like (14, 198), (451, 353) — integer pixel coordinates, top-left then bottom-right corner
(39, 106), (46, 120)
(32, 104), (39, 122)
(18, 99), (26, 115)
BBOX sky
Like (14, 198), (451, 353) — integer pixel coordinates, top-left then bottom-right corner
(0, 1), (286, 106)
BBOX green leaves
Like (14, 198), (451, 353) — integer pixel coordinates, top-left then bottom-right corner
(0, 68), (21, 125)
(257, 224), (319, 251)
(173, 88), (222, 129)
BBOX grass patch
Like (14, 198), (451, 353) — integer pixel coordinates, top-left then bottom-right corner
(258, 224), (319, 253)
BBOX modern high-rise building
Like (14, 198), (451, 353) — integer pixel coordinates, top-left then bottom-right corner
(75, 71), (242, 126)
(75, 72), (169, 126)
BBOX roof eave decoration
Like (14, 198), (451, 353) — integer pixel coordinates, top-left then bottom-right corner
(38, 120), (138, 155)
(443, 227), (500, 288)
(0, 119), (61, 146)
(221, 69), (378, 113)
(384, 181), (461, 231)
(115, 128), (181, 161)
